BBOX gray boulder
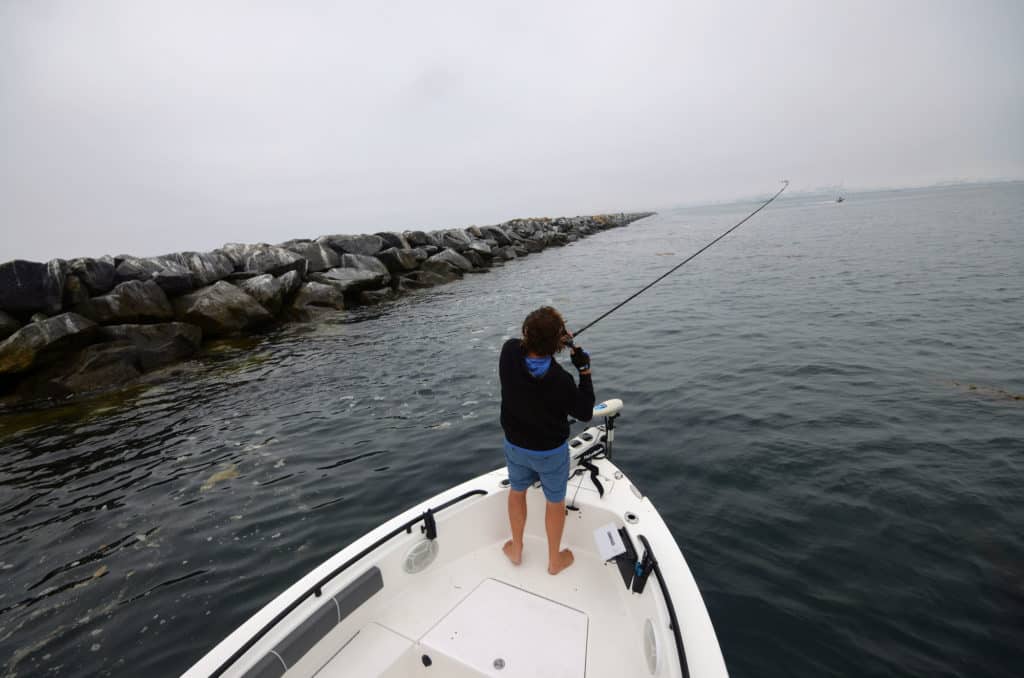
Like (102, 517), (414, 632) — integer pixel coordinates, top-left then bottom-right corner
(220, 242), (254, 267)
(75, 280), (174, 324)
(311, 267), (390, 294)
(235, 274), (282, 314)
(0, 259), (66, 315)
(172, 281), (273, 336)
(159, 251), (235, 287)
(68, 257), (116, 295)
(440, 229), (472, 251)
(549, 232), (570, 247)
(114, 256), (165, 282)
(340, 253), (390, 274)
(221, 243), (308, 277)
(235, 270), (302, 315)
(376, 247), (420, 273)
(60, 343), (143, 393)
(409, 247), (430, 263)
(523, 238), (545, 253)
(462, 250), (489, 269)
(323, 234), (385, 256)
(492, 246), (518, 261)
(466, 240), (492, 256)
(16, 318), (206, 396)
(291, 281), (345, 311)
(14, 322), (202, 398)
(403, 230), (436, 247)
(375, 232), (411, 250)
(223, 271), (262, 282)
(115, 256), (193, 295)
(13, 343), (143, 399)
(358, 288), (398, 306)
(99, 322), (203, 371)
(277, 270), (303, 299)
(329, 254), (392, 290)
(280, 238), (340, 273)
(400, 270), (456, 288)
(63, 274), (92, 307)
(151, 266), (195, 296)
(0, 312), (98, 376)
(422, 248), (473, 277)
(505, 220), (535, 238)
(0, 310), (22, 341)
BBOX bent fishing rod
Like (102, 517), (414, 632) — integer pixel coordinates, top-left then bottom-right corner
(571, 180), (789, 340)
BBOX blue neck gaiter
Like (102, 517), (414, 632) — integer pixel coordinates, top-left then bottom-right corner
(524, 355), (551, 378)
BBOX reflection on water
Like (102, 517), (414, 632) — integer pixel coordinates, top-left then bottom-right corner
(1, 183), (1023, 677)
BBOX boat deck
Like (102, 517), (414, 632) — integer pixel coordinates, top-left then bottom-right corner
(285, 491), (647, 677)
(185, 419), (727, 678)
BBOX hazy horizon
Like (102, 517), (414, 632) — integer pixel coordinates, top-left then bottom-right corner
(5, 178), (1020, 262)
(3, 1), (1022, 262)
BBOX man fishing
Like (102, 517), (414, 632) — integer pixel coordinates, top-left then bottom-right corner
(499, 306), (594, 575)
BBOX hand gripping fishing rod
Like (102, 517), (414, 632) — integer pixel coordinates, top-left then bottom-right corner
(571, 180), (789, 339)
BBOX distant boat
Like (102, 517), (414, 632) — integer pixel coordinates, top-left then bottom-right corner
(835, 195), (845, 203)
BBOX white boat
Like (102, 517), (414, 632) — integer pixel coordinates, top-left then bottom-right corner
(184, 399), (728, 678)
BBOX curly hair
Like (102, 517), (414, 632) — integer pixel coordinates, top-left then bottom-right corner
(521, 306), (567, 356)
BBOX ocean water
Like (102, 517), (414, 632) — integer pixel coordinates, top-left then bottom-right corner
(1, 183), (1021, 677)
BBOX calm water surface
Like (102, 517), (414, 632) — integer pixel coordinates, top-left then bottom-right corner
(1, 183), (1022, 677)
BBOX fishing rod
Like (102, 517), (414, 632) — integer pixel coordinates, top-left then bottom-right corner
(571, 180), (789, 339)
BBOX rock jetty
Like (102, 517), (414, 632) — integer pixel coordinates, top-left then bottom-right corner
(0, 213), (653, 402)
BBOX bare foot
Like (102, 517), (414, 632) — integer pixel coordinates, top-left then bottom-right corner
(547, 549), (574, 575)
(503, 540), (523, 565)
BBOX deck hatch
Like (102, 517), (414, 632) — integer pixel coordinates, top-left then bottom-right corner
(422, 578), (587, 678)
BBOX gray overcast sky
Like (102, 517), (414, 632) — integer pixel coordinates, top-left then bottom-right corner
(2, 1), (1022, 261)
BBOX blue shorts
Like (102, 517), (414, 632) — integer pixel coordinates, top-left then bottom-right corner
(504, 445), (570, 503)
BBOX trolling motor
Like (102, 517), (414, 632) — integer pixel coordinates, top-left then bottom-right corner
(566, 399), (623, 504)
(568, 399), (622, 462)
(593, 398), (622, 458)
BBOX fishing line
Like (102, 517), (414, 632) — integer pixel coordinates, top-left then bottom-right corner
(572, 180), (789, 339)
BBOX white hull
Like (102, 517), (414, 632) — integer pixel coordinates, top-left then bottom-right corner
(184, 411), (728, 678)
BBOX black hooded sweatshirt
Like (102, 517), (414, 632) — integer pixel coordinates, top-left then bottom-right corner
(499, 338), (595, 451)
